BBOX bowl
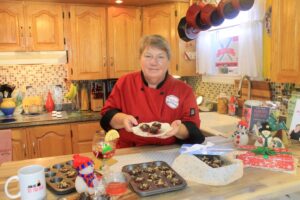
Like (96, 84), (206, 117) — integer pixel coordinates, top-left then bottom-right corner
(1, 107), (15, 116)
(104, 172), (129, 196)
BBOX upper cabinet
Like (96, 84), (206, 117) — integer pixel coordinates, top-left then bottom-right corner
(0, 1), (64, 51)
(68, 5), (107, 80)
(107, 7), (141, 78)
(271, 0), (300, 83)
(67, 5), (141, 80)
(142, 2), (196, 76)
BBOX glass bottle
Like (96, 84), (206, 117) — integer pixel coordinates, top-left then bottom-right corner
(287, 89), (300, 129)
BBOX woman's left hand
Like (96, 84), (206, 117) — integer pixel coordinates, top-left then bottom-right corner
(161, 120), (181, 138)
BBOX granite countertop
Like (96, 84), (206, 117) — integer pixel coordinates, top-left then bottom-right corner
(0, 111), (101, 129)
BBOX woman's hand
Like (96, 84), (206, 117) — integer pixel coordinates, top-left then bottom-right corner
(123, 115), (138, 132)
(110, 113), (138, 132)
(162, 120), (181, 138)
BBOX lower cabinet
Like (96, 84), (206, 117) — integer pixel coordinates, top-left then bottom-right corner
(11, 121), (102, 161)
(71, 121), (103, 154)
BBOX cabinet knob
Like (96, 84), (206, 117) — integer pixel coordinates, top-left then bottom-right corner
(103, 56), (107, 67)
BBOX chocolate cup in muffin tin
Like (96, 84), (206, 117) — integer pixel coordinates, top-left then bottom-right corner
(45, 160), (77, 195)
(122, 161), (187, 197)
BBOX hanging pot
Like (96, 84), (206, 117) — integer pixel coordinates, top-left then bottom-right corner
(186, 2), (205, 28)
(232, 0), (254, 11)
(200, 4), (224, 26)
(178, 17), (200, 42)
(217, 0), (240, 19)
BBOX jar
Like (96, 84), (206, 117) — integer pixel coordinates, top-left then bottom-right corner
(217, 94), (228, 114)
(287, 89), (300, 129)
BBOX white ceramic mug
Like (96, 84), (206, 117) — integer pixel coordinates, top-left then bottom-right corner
(4, 165), (46, 200)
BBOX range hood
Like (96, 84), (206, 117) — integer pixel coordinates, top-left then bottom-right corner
(0, 51), (67, 65)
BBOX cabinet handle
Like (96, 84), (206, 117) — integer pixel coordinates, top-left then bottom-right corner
(110, 57), (114, 66)
(20, 26), (25, 48)
(23, 144), (26, 157)
(28, 26), (32, 37)
(103, 56), (107, 67)
(32, 142), (36, 155)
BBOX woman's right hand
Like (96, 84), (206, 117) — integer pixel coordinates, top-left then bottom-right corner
(110, 112), (138, 132)
(123, 114), (138, 132)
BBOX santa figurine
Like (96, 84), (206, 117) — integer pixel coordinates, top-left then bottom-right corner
(73, 154), (98, 194)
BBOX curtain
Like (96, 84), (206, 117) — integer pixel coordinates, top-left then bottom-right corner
(196, 0), (265, 79)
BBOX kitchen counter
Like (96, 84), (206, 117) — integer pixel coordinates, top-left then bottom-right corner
(200, 112), (240, 137)
(1, 144), (300, 200)
(0, 111), (101, 130)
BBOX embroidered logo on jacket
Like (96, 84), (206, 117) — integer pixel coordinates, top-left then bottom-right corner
(165, 95), (179, 109)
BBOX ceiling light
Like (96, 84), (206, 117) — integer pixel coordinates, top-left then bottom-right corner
(115, 0), (123, 4)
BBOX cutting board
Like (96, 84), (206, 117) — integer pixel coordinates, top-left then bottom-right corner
(234, 80), (272, 107)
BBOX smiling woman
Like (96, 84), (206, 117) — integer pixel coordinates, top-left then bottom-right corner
(100, 35), (205, 148)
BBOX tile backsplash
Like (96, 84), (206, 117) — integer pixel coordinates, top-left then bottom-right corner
(0, 64), (68, 102)
(0, 64), (298, 117)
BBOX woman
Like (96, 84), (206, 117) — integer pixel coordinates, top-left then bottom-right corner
(100, 35), (204, 148)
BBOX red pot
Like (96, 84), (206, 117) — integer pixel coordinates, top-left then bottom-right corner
(217, 0), (240, 19)
(201, 4), (224, 26)
(186, 2), (205, 28)
(232, 0), (254, 11)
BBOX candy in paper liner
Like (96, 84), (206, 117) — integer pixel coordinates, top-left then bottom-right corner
(172, 153), (243, 186)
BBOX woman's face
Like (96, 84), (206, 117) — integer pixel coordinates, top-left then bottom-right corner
(140, 46), (170, 84)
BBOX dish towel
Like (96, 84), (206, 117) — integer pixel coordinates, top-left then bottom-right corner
(0, 129), (12, 164)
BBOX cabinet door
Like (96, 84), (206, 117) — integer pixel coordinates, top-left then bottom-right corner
(107, 7), (141, 78)
(11, 128), (30, 161)
(143, 4), (177, 74)
(175, 3), (197, 76)
(271, 0), (300, 83)
(27, 124), (72, 158)
(71, 121), (102, 153)
(25, 2), (64, 51)
(69, 5), (107, 80)
(0, 1), (26, 51)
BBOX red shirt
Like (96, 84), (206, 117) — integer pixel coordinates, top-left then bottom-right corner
(101, 71), (201, 148)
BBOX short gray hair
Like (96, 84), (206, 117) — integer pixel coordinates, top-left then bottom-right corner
(139, 35), (171, 60)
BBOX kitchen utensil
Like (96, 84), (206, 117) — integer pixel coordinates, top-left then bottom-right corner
(200, 4), (224, 26)
(217, 0), (240, 19)
(178, 17), (200, 42)
(232, 0), (254, 11)
(186, 2), (205, 28)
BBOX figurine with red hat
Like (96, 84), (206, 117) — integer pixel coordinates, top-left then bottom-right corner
(231, 120), (250, 146)
(73, 154), (104, 195)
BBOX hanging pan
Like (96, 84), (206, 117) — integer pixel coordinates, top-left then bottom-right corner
(232, 0), (254, 11)
(200, 3), (224, 26)
(217, 0), (240, 19)
(178, 17), (200, 42)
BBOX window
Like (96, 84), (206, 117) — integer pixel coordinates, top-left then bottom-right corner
(196, 0), (265, 81)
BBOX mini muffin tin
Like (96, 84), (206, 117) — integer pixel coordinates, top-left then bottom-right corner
(122, 161), (187, 197)
(44, 160), (77, 195)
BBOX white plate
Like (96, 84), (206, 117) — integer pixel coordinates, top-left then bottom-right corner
(132, 121), (172, 137)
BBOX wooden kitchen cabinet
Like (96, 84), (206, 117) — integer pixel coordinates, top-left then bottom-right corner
(71, 121), (102, 153)
(11, 128), (30, 161)
(11, 124), (72, 161)
(0, 1), (64, 51)
(271, 0), (300, 83)
(67, 5), (107, 80)
(142, 2), (197, 76)
(67, 5), (141, 80)
(27, 124), (72, 158)
(107, 6), (141, 78)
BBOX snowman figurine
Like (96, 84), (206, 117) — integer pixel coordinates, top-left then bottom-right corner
(254, 122), (284, 148)
(73, 154), (98, 195)
(232, 120), (249, 146)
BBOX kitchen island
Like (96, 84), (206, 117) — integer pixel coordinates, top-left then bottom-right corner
(1, 143), (300, 200)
